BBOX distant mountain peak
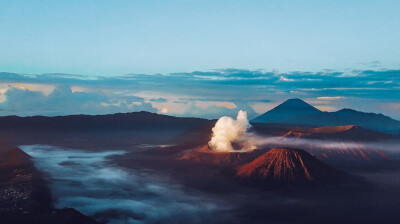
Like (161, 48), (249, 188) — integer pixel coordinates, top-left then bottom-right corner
(276, 98), (321, 111)
(251, 98), (321, 123)
(282, 98), (308, 104)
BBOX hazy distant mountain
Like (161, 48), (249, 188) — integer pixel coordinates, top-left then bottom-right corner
(236, 147), (345, 185)
(251, 99), (400, 135)
(251, 98), (321, 123)
(0, 111), (206, 132)
(0, 111), (209, 149)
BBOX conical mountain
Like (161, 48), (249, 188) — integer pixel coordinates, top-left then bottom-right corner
(236, 147), (344, 185)
(251, 98), (321, 123)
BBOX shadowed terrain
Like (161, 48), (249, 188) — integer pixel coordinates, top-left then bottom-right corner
(0, 111), (209, 150)
(1, 98), (400, 223)
(236, 147), (347, 185)
(0, 142), (100, 224)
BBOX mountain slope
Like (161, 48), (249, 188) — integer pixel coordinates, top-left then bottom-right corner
(0, 141), (100, 224)
(0, 111), (209, 149)
(236, 147), (345, 185)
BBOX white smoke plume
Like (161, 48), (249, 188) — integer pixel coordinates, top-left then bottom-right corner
(208, 111), (400, 155)
(208, 110), (256, 152)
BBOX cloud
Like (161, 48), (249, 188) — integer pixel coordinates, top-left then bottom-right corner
(149, 98), (168, 103)
(279, 76), (295, 82)
(0, 85), (156, 116)
(178, 101), (258, 120)
(316, 96), (342, 100)
(0, 69), (399, 119)
(250, 102), (280, 114)
(9, 83), (55, 96)
(70, 86), (88, 93)
(194, 101), (236, 110)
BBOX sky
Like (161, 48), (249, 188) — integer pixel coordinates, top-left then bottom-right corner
(0, 1), (399, 119)
(0, 0), (399, 75)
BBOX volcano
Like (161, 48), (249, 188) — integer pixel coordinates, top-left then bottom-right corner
(236, 147), (345, 185)
(251, 98), (321, 123)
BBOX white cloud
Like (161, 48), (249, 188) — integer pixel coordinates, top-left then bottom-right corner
(249, 102), (279, 114)
(10, 83), (55, 96)
(317, 96), (342, 100)
(71, 86), (88, 93)
(279, 76), (295, 82)
(0, 85), (156, 116)
(194, 101), (236, 110)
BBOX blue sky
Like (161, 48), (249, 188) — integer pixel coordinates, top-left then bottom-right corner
(0, 1), (399, 119)
(0, 0), (399, 75)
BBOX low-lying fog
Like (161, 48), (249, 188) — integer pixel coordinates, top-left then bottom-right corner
(21, 145), (228, 224)
(19, 143), (400, 224)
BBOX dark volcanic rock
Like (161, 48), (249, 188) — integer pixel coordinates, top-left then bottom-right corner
(0, 141), (100, 224)
(236, 147), (346, 185)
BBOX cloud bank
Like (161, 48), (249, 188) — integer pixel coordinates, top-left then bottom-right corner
(0, 69), (399, 119)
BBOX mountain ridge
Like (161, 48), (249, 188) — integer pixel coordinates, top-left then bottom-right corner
(251, 99), (400, 135)
(0, 111), (210, 149)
